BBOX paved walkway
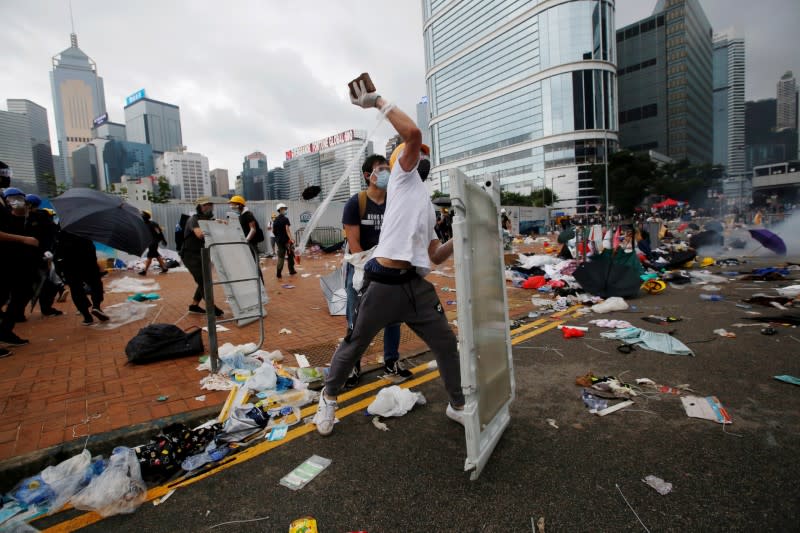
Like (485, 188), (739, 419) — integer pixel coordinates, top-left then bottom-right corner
(0, 244), (542, 462)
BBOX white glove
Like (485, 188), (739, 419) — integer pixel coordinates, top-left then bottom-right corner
(44, 251), (53, 260)
(350, 80), (380, 109)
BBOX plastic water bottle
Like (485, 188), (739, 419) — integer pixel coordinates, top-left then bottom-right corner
(700, 294), (724, 301)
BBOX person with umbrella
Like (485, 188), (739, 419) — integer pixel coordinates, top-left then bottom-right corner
(340, 154), (406, 387)
(138, 210), (169, 276)
(0, 187), (40, 344)
(54, 231), (109, 326)
(180, 197), (223, 317)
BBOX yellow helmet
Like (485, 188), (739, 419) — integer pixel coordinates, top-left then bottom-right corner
(642, 279), (667, 295)
(700, 257), (715, 267)
(230, 195), (246, 206)
(389, 142), (431, 170)
(141, 209), (152, 217)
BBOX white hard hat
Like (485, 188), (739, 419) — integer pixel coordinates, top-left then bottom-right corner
(276, 203), (287, 211)
(500, 208), (507, 214)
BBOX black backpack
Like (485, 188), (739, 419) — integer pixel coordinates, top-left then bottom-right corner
(125, 324), (204, 364)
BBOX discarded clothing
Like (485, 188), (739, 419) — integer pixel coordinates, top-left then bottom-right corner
(600, 327), (694, 356)
(367, 386), (427, 417)
(589, 319), (633, 329)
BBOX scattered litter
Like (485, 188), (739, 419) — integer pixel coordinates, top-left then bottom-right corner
(557, 325), (588, 331)
(702, 285), (722, 292)
(93, 301), (157, 330)
(107, 277), (160, 294)
(280, 455), (331, 490)
(712, 328), (736, 338)
(699, 294), (724, 301)
(775, 285), (800, 297)
(209, 516), (271, 530)
(427, 360), (438, 370)
(200, 374), (235, 391)
(266, 425), (288, 441)
(546, 418), (559, 429)
(591, 297), (628, 313)
(152, 489), (176, 506)
(71, 447), (147, 517)
(773, 375), (800, 386)
(372, 417), (390, 432)
(281, 284), (296, 289)
(201, 325), (230, 332)
(301, 273), (311, 278)
(642, 475), (673, 495)
(761, 327), (778, 336)
(601, 327), (694, 356)
(194, 395), (206, 402)
(615, 483), (650, 533)
(595, 400), (634, 416)
(445, 300), (456, 305)
(279, 328), (292, 335)
(288, 517), (318, 533)
(735, 303), (752, 309)
(581, 390), (608, 413)
(441, 287), (456, 292)
(537, 516), (545, 533)
(294, 354), (310, 368)
(562, 327), (585, 339)
(157, 395), (168, 402)
(681, 395), (732, 424)
(367, 386), (426, 417)
(589, 319), (633, 329)
(528, 312), (540, 318)
(729, 323), (765, 328)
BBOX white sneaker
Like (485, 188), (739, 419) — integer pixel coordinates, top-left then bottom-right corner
(313, 393), (337, 436)
(446, 404), (465, 426)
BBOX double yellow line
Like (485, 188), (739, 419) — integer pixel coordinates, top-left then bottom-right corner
(42, 307), (578, 532)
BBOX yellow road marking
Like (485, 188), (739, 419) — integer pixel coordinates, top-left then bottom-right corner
(41, 315), (569, 532)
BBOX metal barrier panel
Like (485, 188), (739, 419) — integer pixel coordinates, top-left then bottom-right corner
(451, 170), (515, 480)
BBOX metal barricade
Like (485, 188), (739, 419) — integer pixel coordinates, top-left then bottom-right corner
(295, 226), (343, 247)
(201, 242), (265, 373)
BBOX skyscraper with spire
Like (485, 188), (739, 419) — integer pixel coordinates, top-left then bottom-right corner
(50, 26), (107, 186)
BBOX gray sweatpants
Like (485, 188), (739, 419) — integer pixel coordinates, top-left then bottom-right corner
(324, 276), (464, 406)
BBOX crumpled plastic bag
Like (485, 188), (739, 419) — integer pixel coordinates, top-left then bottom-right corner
(217, 404), (267, 443)
(344, 247), (375, 292)
(107, 277), (160, 294)
(71, 447), (146, 517)
(40, 449), (93, 510)
(591, 297), (629, 313)
(244, 362), (277, 391)
(367, 386), (426, 417)
(516, 254), (558, 269)
(776, 285), (800, 297)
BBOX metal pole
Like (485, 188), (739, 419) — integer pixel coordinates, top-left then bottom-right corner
(604, 132), (610, 226)
(200, 247), (219, 373)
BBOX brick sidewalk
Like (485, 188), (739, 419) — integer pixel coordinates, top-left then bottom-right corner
(0, 244), (541, 461)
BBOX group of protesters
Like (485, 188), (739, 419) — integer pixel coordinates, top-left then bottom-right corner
(0, 161), (109, 358)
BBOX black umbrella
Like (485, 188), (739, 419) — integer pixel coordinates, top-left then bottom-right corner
(302, 185), (322, 200)
(573, 251), (642, 298)
(432, 196), (452, 207)
(51, 188), (151, 255)
(689, 230), (723, 249)
(704, 220), (724, 233)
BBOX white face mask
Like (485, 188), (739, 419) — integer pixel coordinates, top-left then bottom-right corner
(7, 197), (25, 209)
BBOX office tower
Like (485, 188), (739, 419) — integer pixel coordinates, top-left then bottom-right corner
(71, 139), (154, 190)
(284, 130), (371, 202)
(50, 32), (107, 185)
(617, 0), (713, 164)
(241, 152), (268, 201)
(712, 30), (745, 177)
(124, 93), (183, 154)
(156, 150), (211, 201)
(385, 134), (402, 160)
(416, 96), (431, 148)
(210, 168), (230, 197)
(776, 71), (798, 131)
(745, 98), (798, 170)
(91, 114), (127, 141)
(423, 0), (617, 215)
(1, 100), (56, 196)
(268, 167), (287, 200)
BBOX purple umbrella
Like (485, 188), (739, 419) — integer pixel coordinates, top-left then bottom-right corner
(748, 229), (787, 255)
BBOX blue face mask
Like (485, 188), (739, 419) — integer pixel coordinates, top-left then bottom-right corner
(374, 169), (390, 190)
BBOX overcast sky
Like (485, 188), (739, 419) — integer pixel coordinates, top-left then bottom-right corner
(1, 0), (798, 184)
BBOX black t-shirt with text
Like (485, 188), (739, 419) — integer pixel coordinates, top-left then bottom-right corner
(342, 193), (385, 250)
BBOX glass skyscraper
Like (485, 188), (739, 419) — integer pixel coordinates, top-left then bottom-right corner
(422, 0), (617, 215)
(712, 31), (745, 177)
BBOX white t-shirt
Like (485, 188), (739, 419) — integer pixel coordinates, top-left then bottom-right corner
(372, 156), (437, 276)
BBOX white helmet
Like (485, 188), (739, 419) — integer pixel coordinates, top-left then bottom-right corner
(276, 203), (287, 211)
(500, 208), (507, 214)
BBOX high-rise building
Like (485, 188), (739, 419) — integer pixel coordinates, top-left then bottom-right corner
(745, 98), (798, 170)
(156, 150), (211, 201)
(617, 0), (713, 164)
(1, 99), (56, 196)
(124, 93), (183, 154)
(91, 114), (126, 141)
(416, 96), (431, 148)
(385, 134), (402, 159)
(283, 130), (371, 202)
(268, 167), (286, 200)
(71, 139), (154, 190)
(50, 32), (107, 186)
(776, 71), (798, 131)
(210, 168), (230, 197)
(241, 152), (268, 201)
(712, 30), (745, 177)
(423, 0), (617, 215)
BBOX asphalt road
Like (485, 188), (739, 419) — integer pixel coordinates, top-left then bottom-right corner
(36, 257), (800, 532)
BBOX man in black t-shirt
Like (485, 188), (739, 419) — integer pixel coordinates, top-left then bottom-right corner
(180, 197), (223, 317)
(272, 203), (295, 278)
(340, 154), (407, 385)
(139, 210), (169, 275)
(229, 195), (264, 283)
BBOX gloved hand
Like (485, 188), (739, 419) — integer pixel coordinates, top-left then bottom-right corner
(44, 251), (53, 260)
(350, 80), (380, 109)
